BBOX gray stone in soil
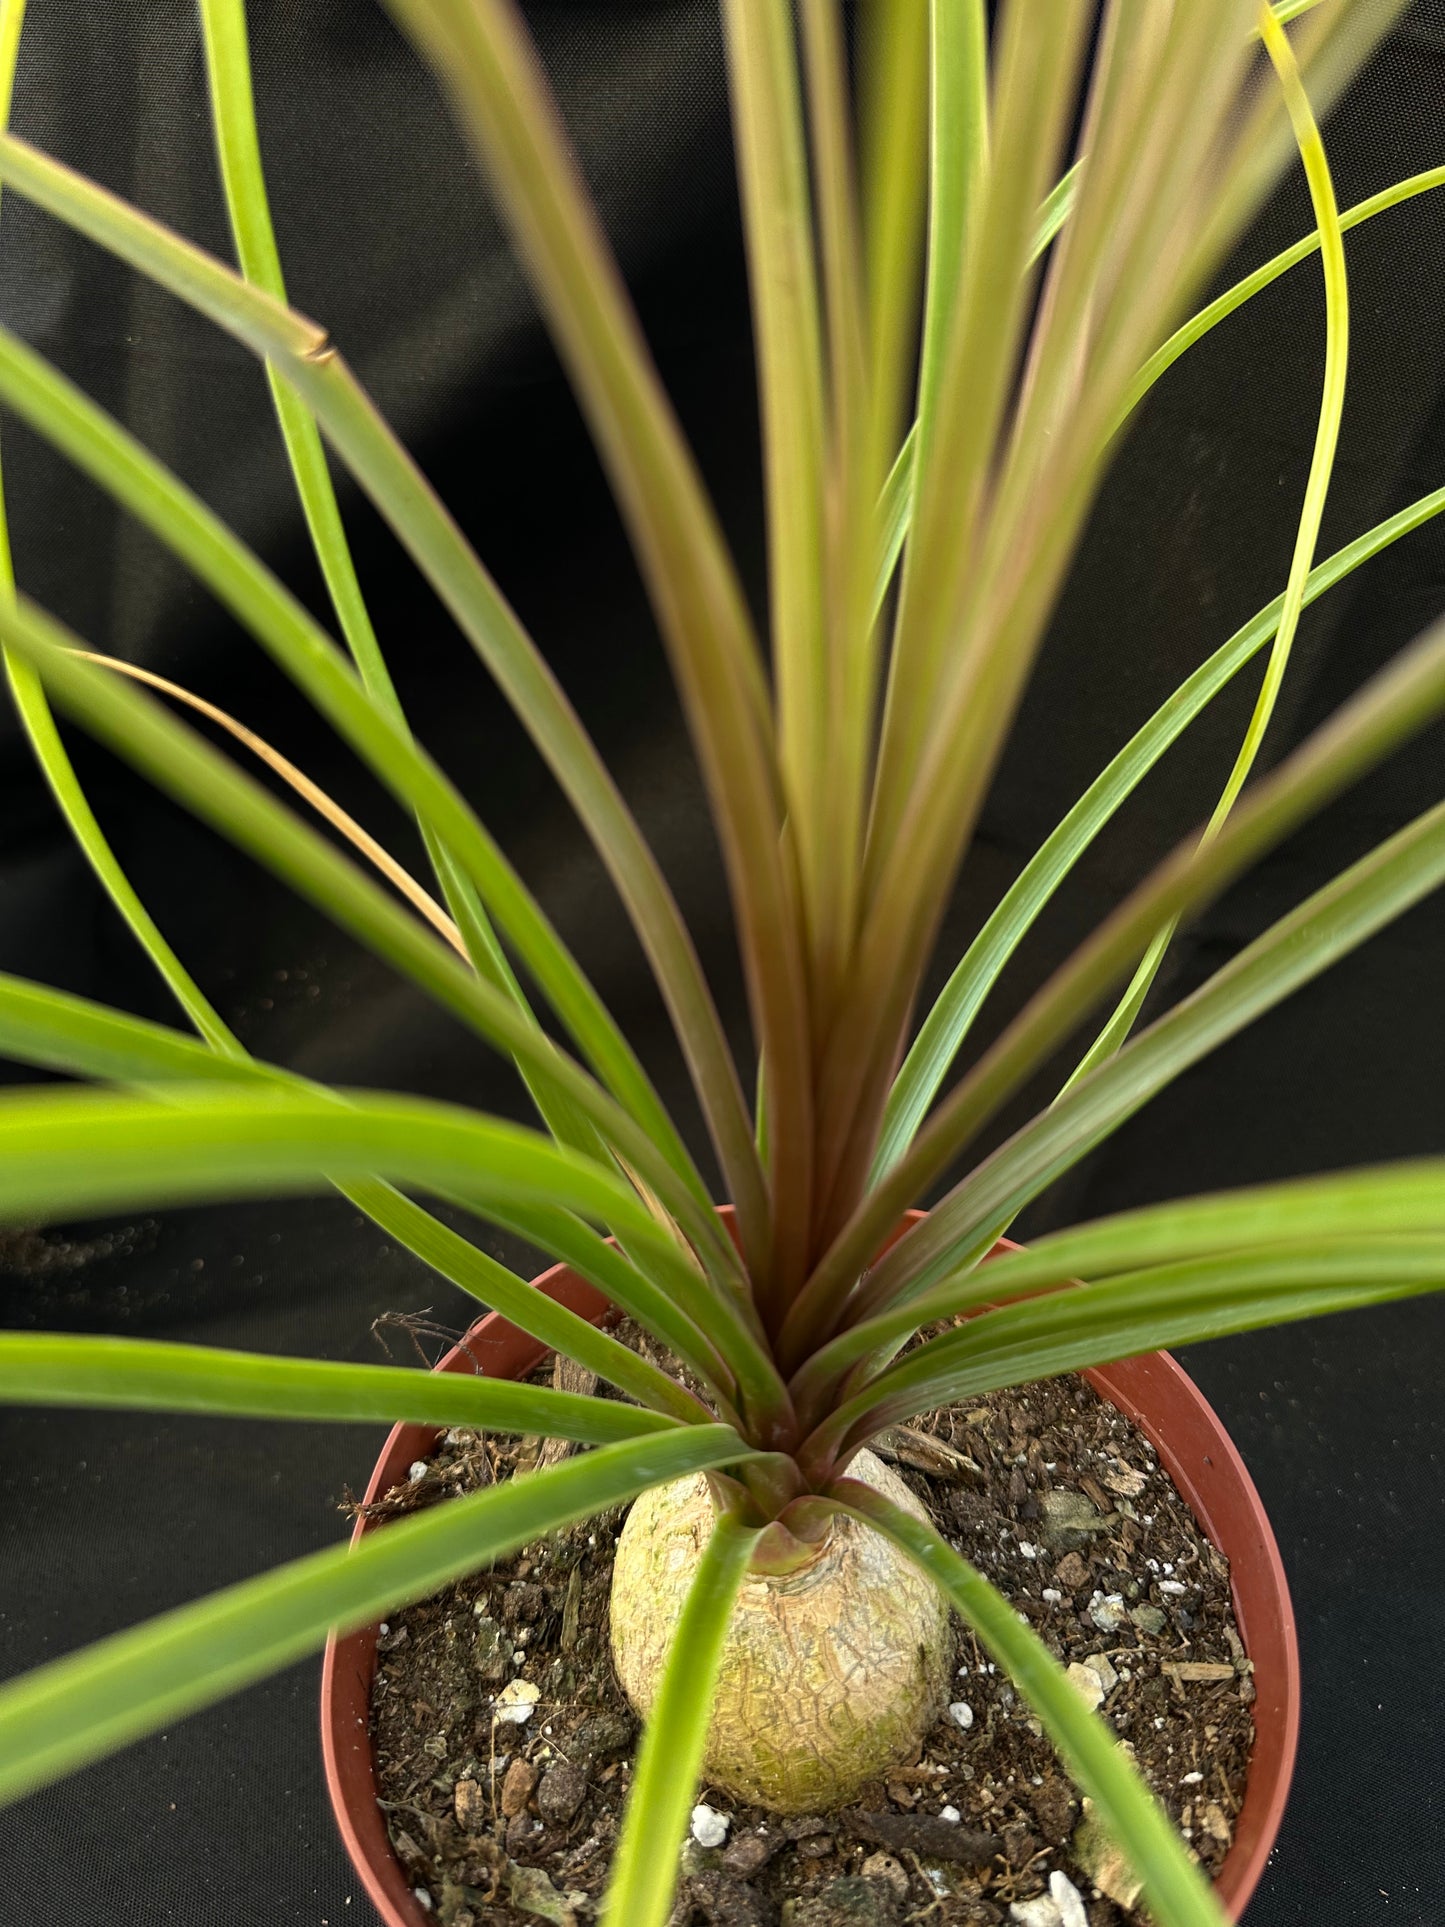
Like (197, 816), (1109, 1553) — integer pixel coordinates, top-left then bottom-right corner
(684, 1871), (773, 1927)
(570, 1711), (634, 1762)
(1083, 1652), (1118, 1694)
(473, 1615), (513, 1681)
(721, 1832), (774, 1877)
(505, 1862), (578, 1926)
(1129, 1602), (1167, 1635)
(536, 1761), (587, 1825)
(1039, 1490), (1104, 1551)
(781, 1875), (902, 1926)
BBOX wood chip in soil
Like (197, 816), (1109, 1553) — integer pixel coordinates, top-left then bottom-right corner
(363, 1365), (1254, 1926)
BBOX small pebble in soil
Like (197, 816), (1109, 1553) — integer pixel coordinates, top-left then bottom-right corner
(691, 1802), (730, 1848)
(1065, 1662), (1104, 1712)
(1009, 1897), (1062, 1927)
(784, 1877), (899, 1925)
(721, 1831), (773, 1876)
(501, 1757), (537, 1817)
(453, 1776), (486, 1831)
(860, 1852), (909, 1900)
(949, 1700), (974, 1729)
(494, 1678), (539, 1725)
(1089, 1590), (1129, 1632)
(537, 1761), (587, 1825)
(1085, 1653), (1119, 1694)
(1050, 1868), (1091, 1927)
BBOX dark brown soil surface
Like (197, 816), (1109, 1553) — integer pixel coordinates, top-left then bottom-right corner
(365, 1361), (1254, 1926)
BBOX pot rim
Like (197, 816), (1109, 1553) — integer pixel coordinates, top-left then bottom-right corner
(322, 1239), (1298, 1926)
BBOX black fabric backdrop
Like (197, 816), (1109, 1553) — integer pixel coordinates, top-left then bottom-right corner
(2, 4), (1443, 1922)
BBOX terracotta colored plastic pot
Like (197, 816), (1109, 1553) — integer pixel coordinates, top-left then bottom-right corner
(322, 1238), (1298, 1925)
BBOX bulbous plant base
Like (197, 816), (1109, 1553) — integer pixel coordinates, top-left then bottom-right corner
(609, 1449), (952, 1813)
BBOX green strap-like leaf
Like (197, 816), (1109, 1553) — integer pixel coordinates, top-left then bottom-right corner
(0, 1083), (650, 1228)
(866, 3), (1086, 890)
(0, 6), (621, 1403)
(382, 0), (798, 1278)
(0, 123), (767, 1261)
(828, 1484), (1225, 1927)
(793, 1159), (1445, 1403)
(871, 156), (1081, 620)
(0, 1423), (751, 1809)
(0, 1078), (766, 1400)
(339, 1181), (706, 1421)
(0, 971), (252, 1085)
(0, 1332), (688, 1440)
(0, 1064), (784, 1419)
(1119, 161), (1445, 437)
(916, 0), (989, 439)
(856, 0), (928, 475)
(722, 0), (827, 925)
(2, 658), (238, 1055)
(791, 603), (1445, 1347)
(807, 6), (1098, 1274)
(0, 321), (709, 1221)
(1065, 2), (1350, 1087)
(796, 0), (876, 1010)
(603, 1511), (760, 1927)
(825, 1239), (1445, 1455)
(0, 974), (700, 1418)
(197, 0), (600, 1161)
(868, 786), (1445, 1312)
(870, 478), (1445, 1187)
(0, 599), (746, 1303)
(873, 159), (1445, 627)
(197, 0), (395, 708)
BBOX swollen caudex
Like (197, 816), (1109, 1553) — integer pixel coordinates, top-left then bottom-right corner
(608, 1450), (952, 1812)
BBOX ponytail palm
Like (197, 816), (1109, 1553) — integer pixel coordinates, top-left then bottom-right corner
(2, 3), (1444, 1923)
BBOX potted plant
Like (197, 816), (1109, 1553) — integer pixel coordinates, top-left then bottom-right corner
(1, 1), (1443, 1922)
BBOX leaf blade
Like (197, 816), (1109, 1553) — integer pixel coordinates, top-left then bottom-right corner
(0, 972), (701, 1416)
(1066, 0), (1351, 1084)
(0, 1425), (751, 1808)
(793, 601), (1445, 1349)
(868, 783), (1445, 1314)
(871, 475), (1445, 1184)
(794, 1160), (1445, 1404)
(604, 1511), (760, 1927)
(0, 599), (748, 1303)
(0, 321), (709, 1217)
(834, 1240), (1445, 1446)
(0, 1333), (687, 1440)
(0, 123), (767, 1259)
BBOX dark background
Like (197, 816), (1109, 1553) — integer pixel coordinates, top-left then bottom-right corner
(2, 3), (1442, 1921)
